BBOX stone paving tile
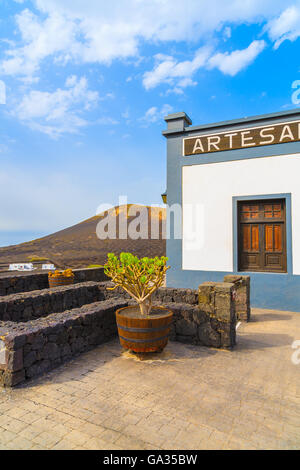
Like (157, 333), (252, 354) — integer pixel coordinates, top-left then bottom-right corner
(0, 429), (18, 445)
(0, 307), (300, 450)
(17, 426), (43, 442)
(1, 418), (28, 434)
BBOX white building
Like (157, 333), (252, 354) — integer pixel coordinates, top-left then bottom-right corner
(163, 109), (300, 312)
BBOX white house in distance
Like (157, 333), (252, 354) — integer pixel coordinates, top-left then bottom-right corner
(162, 109), (300, 312)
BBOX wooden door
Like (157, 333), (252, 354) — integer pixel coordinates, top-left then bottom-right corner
(238, 199), (287, 273)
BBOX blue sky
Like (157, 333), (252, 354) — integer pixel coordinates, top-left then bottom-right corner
(0, 0), (300, 246)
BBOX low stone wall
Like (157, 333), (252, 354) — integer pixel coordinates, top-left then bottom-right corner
(163, 302), (235, 349)
(0, 299), (128, 387)
(198, 282), (236, 348)
(73, 268), (107, 284)
(0, 282), (104, 322)
(224, 275), (250, 322)
(0, 267), (107, 296)
(153, 287), (198, 305)
(98, 283), (199, 304)
(0, 272), (49, 296)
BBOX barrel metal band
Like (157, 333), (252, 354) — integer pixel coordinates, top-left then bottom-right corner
(117, 323), (170, 333)
(118, 334), (169, 343)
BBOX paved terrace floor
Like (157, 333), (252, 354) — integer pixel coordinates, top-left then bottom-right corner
(0, 308), (299, 450)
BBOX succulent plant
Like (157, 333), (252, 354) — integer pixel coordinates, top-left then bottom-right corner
(103, 252), (170, 316)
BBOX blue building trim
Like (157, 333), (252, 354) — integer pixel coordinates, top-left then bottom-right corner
(167, 268), (300, 313)
(163, 109), (300, 312)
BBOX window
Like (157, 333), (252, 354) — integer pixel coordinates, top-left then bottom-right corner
(238, 199), (287, 273)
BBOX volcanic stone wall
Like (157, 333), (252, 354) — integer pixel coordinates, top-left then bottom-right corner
(0, 267), (107, 296)
(0, 282), (104, 322)
(98, 283), (199, 305)
(0, 298), (128, 387)
(224, 275), (251, 322)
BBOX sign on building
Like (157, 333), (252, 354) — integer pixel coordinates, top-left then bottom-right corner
(183, 120), (300, 156)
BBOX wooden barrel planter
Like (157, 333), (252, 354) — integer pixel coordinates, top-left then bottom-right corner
(48, 270), (74, 288)
(48, 276), (74, 288)
(116, 305), (173, 353)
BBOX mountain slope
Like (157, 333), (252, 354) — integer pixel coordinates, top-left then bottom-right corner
(0, 205), (166, 269)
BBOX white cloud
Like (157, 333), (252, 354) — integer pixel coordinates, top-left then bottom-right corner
(165, 78), (198, 95)
(223, 26), (232, 40)
(142, 40), (266, 91)
(266, 5), (300, 49)
(0, 80), (6, 104)
(143, 47), (211, 90)
(2, 0), (296, 82)
(140, 104), (173, 125)
(1, 9), (76, 81)
(13, 75), (98, 138)
(96, 117), (119, 125)
(208, 40), (267, 76)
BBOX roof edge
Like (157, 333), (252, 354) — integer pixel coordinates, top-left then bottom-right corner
(162, 107), (300, 137)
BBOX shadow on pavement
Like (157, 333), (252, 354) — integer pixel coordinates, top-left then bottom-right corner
(236, 332), (294, 351)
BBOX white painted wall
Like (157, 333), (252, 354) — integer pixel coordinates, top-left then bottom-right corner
(182, 154), (300, 274)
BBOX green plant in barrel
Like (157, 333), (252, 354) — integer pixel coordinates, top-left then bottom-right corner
(103, 252), (170, 316)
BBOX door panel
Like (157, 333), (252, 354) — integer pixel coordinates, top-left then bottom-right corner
(242, 225), (251, 251)
(274, 225), (282, 252)
(265, 224), (273, 252)
(263, 224), (285, 271)
(241, 253), (261, 270)
(264, 253), (284, 271)
(240, 224), (261, 270)
(251, 225), (259, 251)
(242, 224), (259, 252)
